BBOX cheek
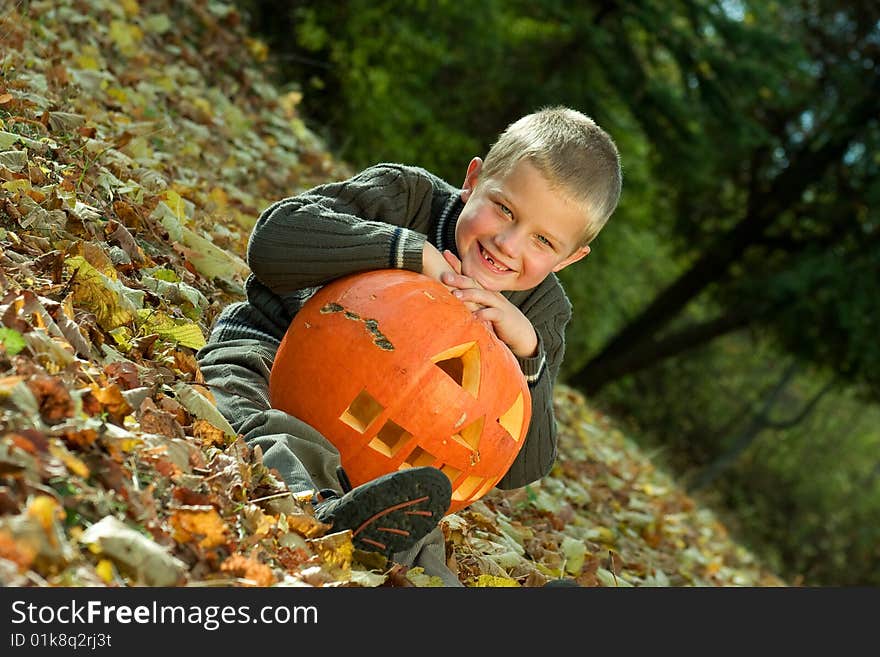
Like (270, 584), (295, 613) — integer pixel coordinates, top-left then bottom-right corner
(522, 254), (555, 278)
(462, 206), (497, 236)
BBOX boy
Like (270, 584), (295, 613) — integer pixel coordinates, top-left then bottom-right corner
(196, 106), (622, 585)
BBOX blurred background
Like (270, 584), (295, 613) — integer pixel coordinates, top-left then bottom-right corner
(232, 0), (880, 585)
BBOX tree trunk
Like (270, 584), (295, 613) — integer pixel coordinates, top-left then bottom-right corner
(686, 363), (799, 493)
(688, 366), (834, 492)
(569, 78), (880, 396)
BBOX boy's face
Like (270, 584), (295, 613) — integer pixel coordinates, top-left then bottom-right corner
(454, 157), (591, 292)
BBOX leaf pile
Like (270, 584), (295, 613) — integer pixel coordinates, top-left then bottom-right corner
(0, 0), (785, 587)
(447, 386), (786, 587)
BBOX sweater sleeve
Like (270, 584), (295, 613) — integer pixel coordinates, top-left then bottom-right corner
(247, 165), (434, 295)
(495, 283), (571, 489)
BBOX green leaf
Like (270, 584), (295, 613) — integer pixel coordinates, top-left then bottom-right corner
(0, 328), (27, 355)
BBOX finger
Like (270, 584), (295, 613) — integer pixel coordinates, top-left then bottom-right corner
(443, 271), (480, 289)
(442, 249), (463, 274)
(471, 309), (497, 333)
(473, 306), (502, 324)
(453, 287), (500, 307)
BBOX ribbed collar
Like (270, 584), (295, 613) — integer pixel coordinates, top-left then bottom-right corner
(433, 192), (463, 257)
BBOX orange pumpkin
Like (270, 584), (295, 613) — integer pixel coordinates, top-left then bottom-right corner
(269, 269), (532, 514)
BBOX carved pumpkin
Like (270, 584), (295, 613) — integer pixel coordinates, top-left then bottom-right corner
(269, 269), (531, 514)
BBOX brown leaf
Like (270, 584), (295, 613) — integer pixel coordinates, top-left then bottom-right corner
(104, 361), (141, 390)
(60, 427), (98, 450)
(169, 506), (228, 549)
(88, 381), (132, 424)
(0, 529), (37, 571)
(220, 554), (275, 586)
(111, 200), (142, 229)
(8, 431), (47, 455)
(138, 397), (184, 438)
(26, 374), (74, 424)
(192, 418), (227, 447)
(284, 508), (331, 539)
(276, 546), (311, 571)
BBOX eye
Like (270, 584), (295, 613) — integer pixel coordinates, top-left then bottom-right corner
(536, 234), (554, 249)
(498, 203), (513, 217)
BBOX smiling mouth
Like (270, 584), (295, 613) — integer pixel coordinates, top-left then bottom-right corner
(479, 244), (512, 273)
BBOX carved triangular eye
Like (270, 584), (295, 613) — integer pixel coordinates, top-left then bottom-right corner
(431, 341), (480, 397)
(497, 392), (525, 441)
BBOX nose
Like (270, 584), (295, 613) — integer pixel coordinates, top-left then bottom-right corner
(493, 226), (523, 258)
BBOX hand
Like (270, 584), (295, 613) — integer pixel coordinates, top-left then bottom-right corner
(422, 242), (459, 283)
(422, 245), (482, 313)
(439, 251), (538, 359)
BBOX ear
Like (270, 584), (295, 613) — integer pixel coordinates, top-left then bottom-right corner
(460, 157), (483, 202)
(552, 244), (591, 272)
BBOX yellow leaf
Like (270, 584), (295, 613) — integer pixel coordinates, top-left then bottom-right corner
(143, 14), (172, 35)
(109, 20), (143, 57)
(74, 45), (103, 70)
(597, 567), (633, 587)
(285, 508), (331, 539)
(49, 443), (91, 478)
(120, 0), (140, 16)
(191, 97), (214, 119)
(106, 87), (129, 104)
(96, 559), (116, 583)
(108, 326), (133, 350)
(471, 574), (520, 587)
(65, 256), (140, 330)
(122, 136), (153, 161)
(163, 189), (189, 223)
(169, 507), (228, 549)
(561, 536), (587, 575)
(405, 567), (445, 587)
(136, 309), (206, 349)
(587, 526), (616, 545)
(2, 179), (31, 194)
(246, 38), (269, 62)
(208, 186), (228, 209)
(308, 530), (353, 571)
(27, 495), (63, 533)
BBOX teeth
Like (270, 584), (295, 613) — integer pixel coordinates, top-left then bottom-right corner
(481, 245), (509, 271)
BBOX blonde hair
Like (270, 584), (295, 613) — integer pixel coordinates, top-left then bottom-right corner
(480, 106), (622, 246)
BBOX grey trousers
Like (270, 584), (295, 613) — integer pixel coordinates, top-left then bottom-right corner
(197, 338), (461, 586)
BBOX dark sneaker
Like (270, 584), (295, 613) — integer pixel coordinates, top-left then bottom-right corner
(313, 466), (451, 558)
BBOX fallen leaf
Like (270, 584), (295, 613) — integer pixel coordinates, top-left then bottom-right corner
(169, 506), (228, 549)
(80, 516), (186, 586)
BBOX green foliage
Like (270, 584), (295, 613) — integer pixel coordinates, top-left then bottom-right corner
(0, 327), (26, 355)
(598, 332), (880, 586)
